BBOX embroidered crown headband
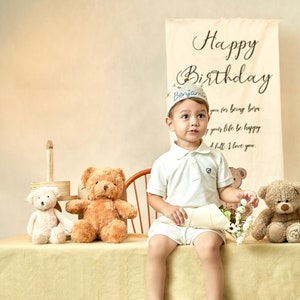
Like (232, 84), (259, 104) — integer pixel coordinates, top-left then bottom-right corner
(166, 80), (209, 116)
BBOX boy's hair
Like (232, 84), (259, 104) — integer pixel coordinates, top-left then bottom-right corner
(166, 80), (209, 117)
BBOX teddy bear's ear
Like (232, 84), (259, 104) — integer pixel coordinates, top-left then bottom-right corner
(292, 182), (300, 195)
(116, 168), (126, 181)
(238, 168), (247, 179)
(258, 185), (268, 199)
(26, 191), (35, 204)
(49, 187), (60, 198)
(81, 167), (96, 185)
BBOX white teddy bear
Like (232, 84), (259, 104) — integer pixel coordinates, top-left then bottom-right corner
(26, 186), (74, 244)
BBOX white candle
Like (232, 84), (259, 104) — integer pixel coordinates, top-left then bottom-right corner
(46, 140), (54, 182)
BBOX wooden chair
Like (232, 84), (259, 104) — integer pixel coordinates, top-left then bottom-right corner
(125, 168), (157, 234)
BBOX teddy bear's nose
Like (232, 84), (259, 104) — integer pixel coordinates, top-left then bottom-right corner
(41, 201), (45, 206)
(281, 203), (289, 211)
(103, 185), (108, 191)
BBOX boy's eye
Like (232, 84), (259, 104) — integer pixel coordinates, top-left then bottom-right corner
(181, 114), (189, 119)
(198, 113), (206, 119)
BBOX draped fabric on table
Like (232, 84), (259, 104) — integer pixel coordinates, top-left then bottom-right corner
(165, 18), (283, 215)
(1, 235), (300, 300)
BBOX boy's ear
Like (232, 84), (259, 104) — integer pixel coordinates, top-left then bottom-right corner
(165, 117), (175, 131)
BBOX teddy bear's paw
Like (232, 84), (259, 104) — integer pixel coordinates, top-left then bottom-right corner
(114, 200), (137, 219)
(63, 218), (74, 234)
(266, 222), (286, 243)
(101, 219), (127, 243)
(49, 227), (66, 244)
(71, 220), (97, 243)
(286, 223), (300, 243)
(126, 206), (138, 219)
(32, 233), (48, 244)
(251, 229), (266, 241)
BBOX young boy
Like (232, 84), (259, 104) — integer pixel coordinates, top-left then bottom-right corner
(146, 80), (259, 300)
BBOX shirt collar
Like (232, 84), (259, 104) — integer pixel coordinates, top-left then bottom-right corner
(170, 141), (211, 159)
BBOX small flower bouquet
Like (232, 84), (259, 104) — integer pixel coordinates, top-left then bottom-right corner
(220, 199), (254, 245)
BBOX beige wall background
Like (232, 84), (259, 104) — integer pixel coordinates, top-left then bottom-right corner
(0, 0), (299, 238)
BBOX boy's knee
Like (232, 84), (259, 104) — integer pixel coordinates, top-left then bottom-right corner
(147, 235), (177, 259)
(194, 235), (222, 260)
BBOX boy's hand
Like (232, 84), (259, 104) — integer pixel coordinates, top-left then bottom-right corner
(163, 204), (188, 225)
(240, 190), (259, 208)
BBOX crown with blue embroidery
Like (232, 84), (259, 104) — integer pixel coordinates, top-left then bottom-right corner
(166, 79), (208, 116)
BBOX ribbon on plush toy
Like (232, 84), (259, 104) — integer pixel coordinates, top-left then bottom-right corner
(158, 204), (230, 230)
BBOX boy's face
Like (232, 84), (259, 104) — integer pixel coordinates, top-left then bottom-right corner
(166, 99), (210, 150)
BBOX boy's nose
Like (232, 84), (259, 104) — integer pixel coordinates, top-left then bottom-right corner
(191, 117), (199, 126)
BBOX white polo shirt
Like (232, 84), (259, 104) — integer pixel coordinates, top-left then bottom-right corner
(147, 142), (233, 208)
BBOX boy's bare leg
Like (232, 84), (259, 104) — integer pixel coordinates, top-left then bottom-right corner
(147, 234), (177, 300)
(194, 232), (224, 300)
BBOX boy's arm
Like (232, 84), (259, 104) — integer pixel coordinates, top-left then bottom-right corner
(218, 186), (259, 208)
(147, 193), (187, 225)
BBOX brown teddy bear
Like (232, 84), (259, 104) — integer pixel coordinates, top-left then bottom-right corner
(66, 167), (137, 243)
(252, 180), (300, 243)
(221, 167), (247, 210)
(229, 167), (247, 189)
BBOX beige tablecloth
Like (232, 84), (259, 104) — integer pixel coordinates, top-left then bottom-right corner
(0, 234), (299, 300)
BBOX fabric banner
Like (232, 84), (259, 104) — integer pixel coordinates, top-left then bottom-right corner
(166, 18), (283, 214)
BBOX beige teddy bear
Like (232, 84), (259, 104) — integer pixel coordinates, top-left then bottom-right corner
(26, 186), (74, 244)
(66, 167), (137, 243)
(252, 180), (300, 243)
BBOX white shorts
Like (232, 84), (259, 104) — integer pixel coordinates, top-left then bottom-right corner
(147, 218), (226, 245)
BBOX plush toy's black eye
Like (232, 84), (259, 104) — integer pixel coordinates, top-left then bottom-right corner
(47, 195), (50, 198)
(96, 181), (99, 184)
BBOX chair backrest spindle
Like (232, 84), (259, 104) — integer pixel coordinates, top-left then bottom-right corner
(125, 168), (155, 234)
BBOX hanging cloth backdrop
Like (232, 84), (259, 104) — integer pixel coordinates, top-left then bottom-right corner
(166, 18), (283, 214)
